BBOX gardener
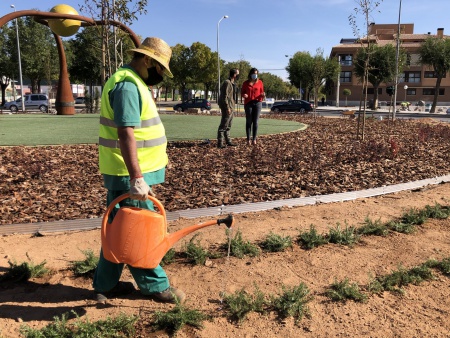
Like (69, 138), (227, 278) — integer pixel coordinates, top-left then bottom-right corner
(94, 37), (185, 305)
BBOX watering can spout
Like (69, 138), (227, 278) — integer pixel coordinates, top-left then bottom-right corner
(166, 214), (234, 248)
(101, 193), (234, 269)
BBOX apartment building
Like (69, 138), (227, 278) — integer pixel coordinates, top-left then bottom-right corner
(329, 23), (450, 107)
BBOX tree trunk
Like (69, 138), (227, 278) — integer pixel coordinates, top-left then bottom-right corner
(430, 77), (442, 114)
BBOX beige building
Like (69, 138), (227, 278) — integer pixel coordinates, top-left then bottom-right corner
(329, 23), (450, 108)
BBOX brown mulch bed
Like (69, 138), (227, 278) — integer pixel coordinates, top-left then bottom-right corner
(1, 115), (450, 225)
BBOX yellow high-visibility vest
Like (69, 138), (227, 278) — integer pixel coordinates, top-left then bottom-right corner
(99, 68), (168, 176)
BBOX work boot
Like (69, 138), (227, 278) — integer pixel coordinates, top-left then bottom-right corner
(94, 281), (136, 304)
(151, 286), (186, 304)
(224, 130), (237, 146)
(217, 129), (225, 148)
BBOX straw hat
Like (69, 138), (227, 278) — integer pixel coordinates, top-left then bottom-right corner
(128, 37), (173, 78)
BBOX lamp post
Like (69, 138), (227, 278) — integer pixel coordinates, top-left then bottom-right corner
(10, 4), (25, 112)
(392, 0), (402, 119)
(403, 85), (408, 102)
(217, 15), (228, 100)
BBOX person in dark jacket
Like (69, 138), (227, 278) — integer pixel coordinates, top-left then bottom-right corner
(217, 68), (239, 148)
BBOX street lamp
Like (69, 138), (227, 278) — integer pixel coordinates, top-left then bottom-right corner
(217, 15), (228, 100)
(10, 4), (25, 112)
(392, 0), (403, 118)
(403, 85), (408, 102)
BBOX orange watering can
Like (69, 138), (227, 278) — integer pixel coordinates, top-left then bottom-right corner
(101, 193), (234, 269)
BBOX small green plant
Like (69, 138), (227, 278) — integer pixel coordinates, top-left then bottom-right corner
(270, 283), (313, 324)
(368, 264), (434, 294)
(260, 232), (293, 252)
(357, 217), (389, 236)
(222, 285), (266, 322)
(0, 256), (49, 282)
(184, 234), (210, 265)
(421, 203), (450, 219)
(229, 229), (260, 258)
(328, 222), (359, 246)
(298, 225), (329, 249)
(325, 278), (367, 303)
(70, 249), (99, 277)
(425, 257), (450, 276)
(160, 248), (176, 266)
(152, 303), (210, 335)
(399, 208), (427, 225)
(385, 220), (416, 234)
(20, 311), (137, 337)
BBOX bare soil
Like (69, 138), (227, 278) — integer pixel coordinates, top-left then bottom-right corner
(1, 116), (450, 337)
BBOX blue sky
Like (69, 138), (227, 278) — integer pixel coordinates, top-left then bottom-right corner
(1, 0), (449, 80)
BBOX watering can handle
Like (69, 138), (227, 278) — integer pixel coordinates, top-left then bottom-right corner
(102, 193), (166, 227)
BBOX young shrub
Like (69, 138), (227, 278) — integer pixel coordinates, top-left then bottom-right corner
(328, 222), (360, 246)
(70, 249), (99, 277)
(298, 225), (329, 250)
(260, 232), (293, 252)
(385, 220), (416, 234)
(1, 258), (49, 283)
(399, 208), (427, 226)
(421, 203), (450, 219)
(368, 264), (434, 294)
(357, 217), (389, 236)
(325, 278), (368, 303)
(270, 283), (313, 324)
(426, 257), (450, 275)
(160, 248), (176, 266)
(229, 229), (260, 258)
(20, 311), (138, 337)
(222, 285), (267, 323)
(152, 304), (210, 335)
(184, 234), (210, 265)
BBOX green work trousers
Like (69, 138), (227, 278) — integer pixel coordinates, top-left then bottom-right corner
(93, 189), (170, 295)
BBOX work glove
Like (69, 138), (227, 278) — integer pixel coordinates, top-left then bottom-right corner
(129, 177), (155, 201)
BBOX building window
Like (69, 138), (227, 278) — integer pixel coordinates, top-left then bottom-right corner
(367, 88), (382, 94)
(406, 53), (411, 66)
(405, 71), (421, 83)
(406, 88), (416, 95)
(340, 71), (352, 83)
(424, 71), (446, 78)
(422, 88), (444, 95)
(339, 54), (353, 66)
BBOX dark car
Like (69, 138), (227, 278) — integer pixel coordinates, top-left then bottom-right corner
(270, 99), (313, 113)
(173, 98), (211, 112)
(74, 97), (85, 104)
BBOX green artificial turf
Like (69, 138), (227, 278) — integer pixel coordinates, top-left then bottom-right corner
(0, 113), (305, 146)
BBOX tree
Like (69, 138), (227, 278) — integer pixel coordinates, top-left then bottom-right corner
(190, 42), (216, 100)
(285, 52), (314, 99)
(0, 24), (14, 105)
(419, 36), (450, 113)
(170, 44), (192, 100)
(259, 73), (287, 99)
(343, 88), (351, 106)
(354, 44), (401, 109)
(3, 16), (58, 94)
(80, 0), (148, 84)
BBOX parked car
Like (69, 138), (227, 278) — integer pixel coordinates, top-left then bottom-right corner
(173, 98), (211, 112)
(270, 99), (313, 113)
(3, 94), (49, 113)
(74, 97), (85, 104)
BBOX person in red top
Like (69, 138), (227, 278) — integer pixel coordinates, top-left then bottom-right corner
(241, 68), (265, 145)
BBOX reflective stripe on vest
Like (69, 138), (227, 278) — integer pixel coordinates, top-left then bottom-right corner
(99, 115), (163, 129)
(98, 67), (168, 176)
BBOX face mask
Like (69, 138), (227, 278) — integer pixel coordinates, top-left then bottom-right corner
(251, 74), (258, 80)
(145, 67), (164, 86)
(235, 74), (240, 81)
